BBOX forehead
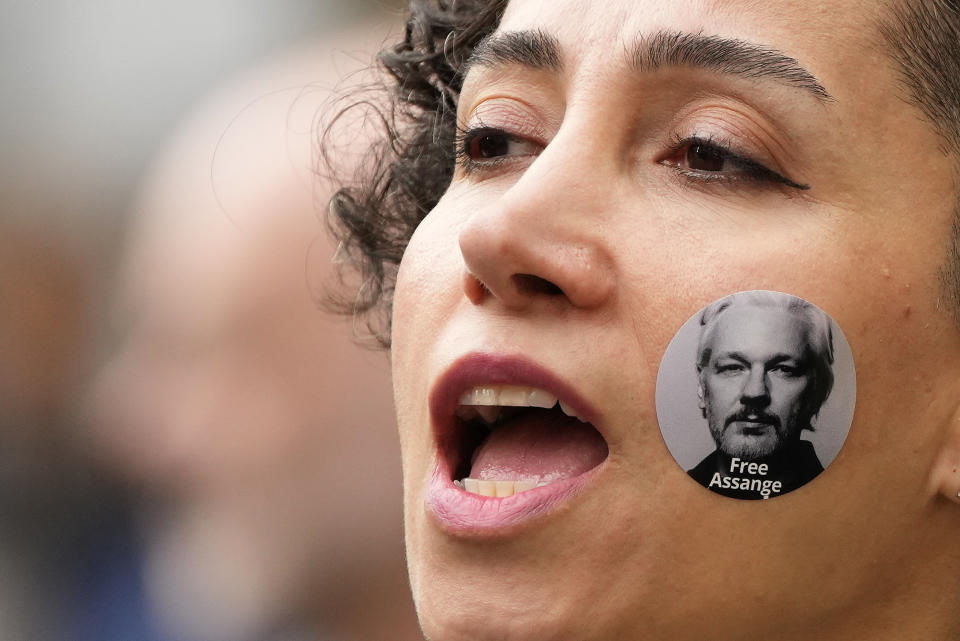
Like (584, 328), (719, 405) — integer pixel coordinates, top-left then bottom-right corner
(709, 306), (807, 356)
(497, 0), (884, 87)
(500, 0), (879, 42)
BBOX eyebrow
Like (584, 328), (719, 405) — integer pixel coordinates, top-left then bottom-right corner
(465, 29), (562, 73)
(716, 353), (752, 366)
(632, 30), (833, 102)
(464, 28), (833, 103)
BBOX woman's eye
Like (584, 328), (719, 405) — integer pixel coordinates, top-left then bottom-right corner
(685, 142), (732, 172)
(662, 137), (810, 190)
(457, 126), (541, 172)
(469, 130), (511, 159)
(670, 139), (757, 176)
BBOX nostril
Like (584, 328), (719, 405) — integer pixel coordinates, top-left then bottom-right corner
(512, 273), (564, 297)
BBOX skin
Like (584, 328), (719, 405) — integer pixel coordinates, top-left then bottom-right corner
(699, 305), (814, 459)
(391, 0), (960, 639)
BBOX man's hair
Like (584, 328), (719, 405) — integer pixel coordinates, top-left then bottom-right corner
(324, 0), (960, 347)
(696, 291), (835, 426)
(879, 0), (960, 323)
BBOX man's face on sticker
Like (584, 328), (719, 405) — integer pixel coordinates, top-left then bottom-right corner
(389, 0), (960, 638)
(699, 305), (814, 460)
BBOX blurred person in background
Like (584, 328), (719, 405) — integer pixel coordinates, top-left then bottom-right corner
(88, 17), (420, 641)
(0, 216), (113, 641)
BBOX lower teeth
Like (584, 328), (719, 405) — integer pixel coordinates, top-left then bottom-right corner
(457, 478), (546, 497)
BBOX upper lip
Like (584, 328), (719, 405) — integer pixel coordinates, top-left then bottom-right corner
(429, 352), (602, 472)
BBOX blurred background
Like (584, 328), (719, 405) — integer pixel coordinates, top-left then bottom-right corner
(0, 1), (418, 640)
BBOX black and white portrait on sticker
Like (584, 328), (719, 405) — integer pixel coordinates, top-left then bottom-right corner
(656, 290), (856, 500)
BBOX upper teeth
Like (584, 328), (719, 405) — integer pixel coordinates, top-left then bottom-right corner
(458, 385), (556, 408)
(456, 385), (586, 422)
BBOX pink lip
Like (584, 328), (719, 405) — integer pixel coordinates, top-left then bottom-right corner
(426, 463), (601, 536)
(425, 353), (605, 536)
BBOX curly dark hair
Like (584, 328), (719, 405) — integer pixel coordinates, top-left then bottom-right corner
(324, 0), (960, 347)
(323, 0), (507, 347)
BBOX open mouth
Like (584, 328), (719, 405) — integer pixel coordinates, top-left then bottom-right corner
(447, 384), (609, 498)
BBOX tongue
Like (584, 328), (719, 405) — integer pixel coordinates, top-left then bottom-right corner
(469, 409), (608, 483)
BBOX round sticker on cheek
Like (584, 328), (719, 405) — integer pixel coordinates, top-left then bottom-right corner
(655, 290), (855, 500)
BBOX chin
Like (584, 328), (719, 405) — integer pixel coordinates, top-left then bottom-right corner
(413, 580), (583, 641)
(406, 521), (609, 641)
(721, 434), (779, 459)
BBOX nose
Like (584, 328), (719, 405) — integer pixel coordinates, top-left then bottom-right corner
(741, 367), (770, 406)
(458, 144), (616, 311)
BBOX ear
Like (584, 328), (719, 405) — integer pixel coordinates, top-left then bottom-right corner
(696, 376), (706, 419)
(928, 403), (960, 504)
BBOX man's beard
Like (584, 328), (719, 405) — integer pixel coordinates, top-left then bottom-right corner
(709, 410), (795, 460)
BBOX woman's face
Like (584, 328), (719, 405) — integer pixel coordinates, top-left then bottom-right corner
(392, 0), (960, 639)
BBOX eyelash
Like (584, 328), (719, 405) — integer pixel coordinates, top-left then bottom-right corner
(454, 124), (541, 175)
(662, 133), (810, 191)
(454, 125), (809, 191)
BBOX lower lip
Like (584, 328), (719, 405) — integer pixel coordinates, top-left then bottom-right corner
(730, 421), (774, 434)
(425, 461), (600, 536)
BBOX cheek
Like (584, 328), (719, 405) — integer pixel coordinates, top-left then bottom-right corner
(392, 234), (438, 445)
(392, 184), (496, 360)
(707, 377), (739, 404)
(774, 378), (806, 398)
(390, 200), (469, 453)
(393, 204), (459, 351)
